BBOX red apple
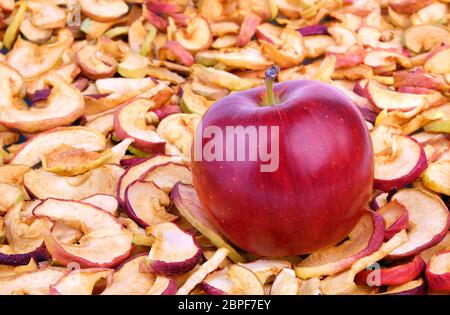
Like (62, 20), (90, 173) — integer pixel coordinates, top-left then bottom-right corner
(192, 66), (374, 256)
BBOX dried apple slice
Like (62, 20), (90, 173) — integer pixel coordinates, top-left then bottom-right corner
(425, 250), (450, 292)
(240, 259), (291, 285)
(403, 24), (450, 54)
(124, 180), (176, 227)
(156, 113), (200, 160)
(3, 1), (27, 49)
(101, 254), (155, 295)
(172, 183), (245, 263)
(382, 278), (427, 295)
(376, 201), (409, 241)
(145, 222), (202, 276)
(117, 154), (183, 204)
(270, 268), (299, 295)
(196, 47), (273, 71)
(176, 247), (229, 295)
(81, 194), (119, 216)
(146, 276), (177, 295)
(420, 233), (450, 263)
(33, 198), (133, 268)
(388, 189), (450, 259)
(228, 264), (264, 295)
(295, 211), (385, 279)
(174, 17), (212, 52)
(159, 41), (194, 67)
(114, 99), (165, 154)
(0, 267), (66, 295)
(19, 15), (52, 44)
(237, 13), (262, 47)
(117, 52), (149, 79)
(139, 162), (192, 193)
(366, 80), (445, 111)
(26, 0), (66, 29)
(422, 161), (450, 196)
(50, 268), (113, 295)
(389, 0), (434, 15)
(11, 127), (105, 167)
(260, 27), (305, 68)
(355, 255), (425, 286)
(0, 182), (23, 214)
(77, 44), (117, 80)
(424, 45), (450, 75)
(0, 259), (37, 278)
(304, 35), (337, 59)
(364, 49), (412, 69)
(180, 83), (212, 115)
(202, 268), (233, 295)
(374, 135), (427, 191)
(24, 164), (124, 200)
(79, 0), (129, 22)
(393, 69), (447, 92)
(0, 164), (30, 186)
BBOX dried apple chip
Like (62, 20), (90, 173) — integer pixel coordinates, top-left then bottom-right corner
(0, 267), (66, 295)
(50, 268), (113, 295)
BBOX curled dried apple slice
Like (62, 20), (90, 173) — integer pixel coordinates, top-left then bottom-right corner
(118, 217), (154, 247)
(159, 41), (194, 67)
(424, 45), (450, 75)
(117, 52), (149, 79)
(196, 47), (273, 71)
(422, 161), (450, 196)
(355, 255), (425, 287)
(6, 29), (73, 79)
(202, 268), (233, 295)
(33, 198), (133, 268)
(260, 28), (305, 68)
(117, 154), (183, 204)
(0, 267), (66, 295)
(364, 49), (412, 69)
(237, 13), (262, 48)
(393, 69), (447, 92)
(124, 180), (176, 227)
(19, 15), (52, 44)
(304, 35), (337, 59)
(145, 222), (202, 276)
(50, 268), (113, 295)
(0, 259), (37, 278)
(101, 254), (155, 295)
(366, 80), (445, 111)
(139, 162), (192, 193)
(79, 0), (129, 22)
(26, 0), (66, 29)
(11, 127), (105, 167)
(240, 259), (291, 284)
(388, 189), (450, 259)
(174, 17), (212, 52)
(114, 99), (165, 154)
(295, 211), (385, 279)
(425, 250), (450, 292)
(382, 278), (426, 295)
(270, 268), (299, 295)
(376, 200), (409, 241)
(420, 233), (450, 263)
(172, 183), (245, 263)
(389, 0), (434, 15)
(180, 83), (212, 115)
(156, 113), (200, 160)
(374, 135), (427, 192)
(228, 264), (264, 295)
(41, 144), (112, 176)
(0, 164), (30, 186)
(82, 194), (119, 216)
(24, 164), (124, 200)
(0, 182), (23, 214)
(147, 276), (177, 295)
(176, 247), (229, 295)
(403, 24), (450, 54)
(77, 44), (117, 80)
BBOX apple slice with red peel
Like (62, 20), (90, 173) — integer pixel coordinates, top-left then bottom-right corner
(270, 268), (299, 295)
(202, 268), (233, 295)
(382, 278), (427, 295)
(366, 80), (445, 111)
(237, 13), (262, 47)
(174, 17), (212, 52)
(420, 233), (450, 263)
(228, 264), (264, 295)
(147, 276), (177, 295)
(260, 28), (305, 68)
(0, 267), (66, 295)
(176, 247), (229, 295)
(124, 180), (176, 227)
(50, 268), (113, 295)
(81, 194), (119, 216)
(145, 222), (202, 276)
(10, 127), (106, 167)
(79, 0), (129, 22)
(355, 255), (425, 286)
(77, 44), (117, 80)
(102, 254), (155, 295)
(139, 162), (192, 193)
(376, 201), (409, 241)
(424, 45), (450, 75)
(295, 211), (385, 279)
(0, 259), (38, 278)
(370, 192), (389, 210)
(374, 135), (427, 192)
(159, 41), (194, 67)
(240, 259), (291, 284)
(364, 50), (412, 69)
(388, 188), (450, 259)
(117, 154), (183, 205)
(24, 164), (124, 200)
(256, 23), (282, 45)
(114, 99), (166, 154)
(389, 0), (434, 15)
(425, 250), (450, 292)
(33, 198), (133, 268)
(171, 183), (245, 263)
(393, 69), (447, 92)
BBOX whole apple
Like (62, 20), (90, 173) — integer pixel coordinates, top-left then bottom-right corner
(192, 67), (374, 256)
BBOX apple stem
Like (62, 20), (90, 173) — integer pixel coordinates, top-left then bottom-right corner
(264, 65), (280, 106)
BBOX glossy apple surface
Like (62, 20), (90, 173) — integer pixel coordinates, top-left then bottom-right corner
(192, 79), (374, 256)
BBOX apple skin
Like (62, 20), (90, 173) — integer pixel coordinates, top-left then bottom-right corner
(192, 80), (374, 256)
(425, 250), (450, 292)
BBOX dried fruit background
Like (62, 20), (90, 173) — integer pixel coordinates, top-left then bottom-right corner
(0, 0), (449, 295)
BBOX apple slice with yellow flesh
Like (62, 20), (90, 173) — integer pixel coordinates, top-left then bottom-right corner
(422, 161), (450, 196)
(79, 0), (129, 22)
(295, 211), (385, 279)
(102, 254), (155, 295)
(202, 268), (233, 295)
(403, 24), (450, 54)
(11, 127), (105, 167)
(388, 188), (449, 259)
(146, 276), (177, 295)
(81, 194), (119, 216)
(171, 182), (246, 263)
(77, 44), (117, 80)
(270, 268), (299, 295)
(0, 182), (23, 215)
(0, 267), (66, 295)
(180, 83), (213, 115)
(3, 1), (27, 49)
(0, 259), (37, 278)
(174, 17), (212, 52)
(145, 222), (202, 276)
(425, 250), (450, 292)
(424, 45), (450, 75)
(50, 268), (113, 295)
(420, 233), (450, 263)
(376, 200), (409, 241)
(33, 198), (133, 268)
(240, 259), (292, 285)
(382, 278), (427, 295)
(227, 264), (264, 295)
(139, 162), (192, 193)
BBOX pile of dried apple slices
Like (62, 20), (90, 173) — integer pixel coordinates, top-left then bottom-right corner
(0, 0), (449, 295)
